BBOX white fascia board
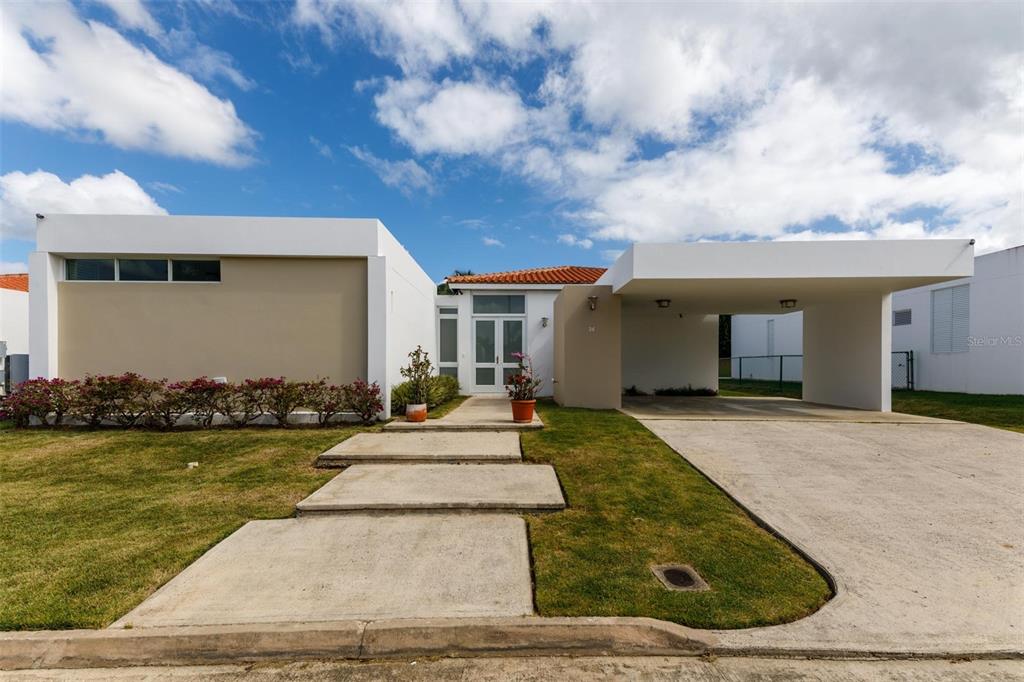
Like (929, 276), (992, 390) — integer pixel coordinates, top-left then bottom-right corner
(36, 215), (381, 258)
(447, 283), (566, 291)
(596, 244), (635, 287)
(608, 240), (975, 291)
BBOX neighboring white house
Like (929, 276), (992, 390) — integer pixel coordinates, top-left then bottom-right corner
(730, 245), (1023, 395)
(440, 266), (607, 397)
(0, 273), (29, 356)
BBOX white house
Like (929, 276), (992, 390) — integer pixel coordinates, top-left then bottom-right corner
(1, 273), (30, 392)
(730, 245), (1023, 395)
(29, 214), (975, 413)
(0, 273), (29, 356)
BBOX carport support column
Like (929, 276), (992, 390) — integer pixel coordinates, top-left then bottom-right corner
(803, 294), (892, 412)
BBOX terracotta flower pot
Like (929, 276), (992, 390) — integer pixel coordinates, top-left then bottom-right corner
(405, 403), (428, 423)
(511, 399), (536, 423)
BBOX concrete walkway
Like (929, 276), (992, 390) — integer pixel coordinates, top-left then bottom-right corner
(386, 395), (543, 431)
(114, 515), (533, 627)
(623, 395), (950, 423)
(117, 396), (558, 630)
(637, 413), (1024, 656)
(316, 431), (522, 466)
(296, 464), (565, 514)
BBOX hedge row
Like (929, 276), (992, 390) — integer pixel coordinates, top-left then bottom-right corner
(390, 374), (460, 415)
(0, 374), (383, 429)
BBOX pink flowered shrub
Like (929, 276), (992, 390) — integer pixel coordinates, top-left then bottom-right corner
(171, 377), (227, 428)
(303, 379), (347, 427)
(345, 378), (383, 425)
(263, 378), (305, 427)
(0, 379), (56, 426)
(145, 380), (189, 430)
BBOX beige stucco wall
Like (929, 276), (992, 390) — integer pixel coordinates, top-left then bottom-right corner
(622, 303), (719, 393)
(552, 285), (621, 409)
(58, 257), (367, 382)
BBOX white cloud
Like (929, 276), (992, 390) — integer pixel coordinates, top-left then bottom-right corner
(374, 78), (529, 156)
(148, 181), (182, 194)
(302, 2), (1024, 253)
(348, 146), (434, 196)
(293, 0), (474, 73)
(557, 233), (593, 249)
(601, 249), (624, 263)
(309, 135), (334, 160)
(0, 170), (167, 240)
(1, 1), (255, 165)
(481, 236), (504, 247)
(0, 262), (29, 275)
(93, 0), (161, 38)
(172, 35), (257, 91)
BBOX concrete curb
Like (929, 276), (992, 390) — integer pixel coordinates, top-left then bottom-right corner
(0, 617), (712, 670)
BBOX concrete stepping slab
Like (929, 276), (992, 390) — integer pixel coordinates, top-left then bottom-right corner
(316, 432), (521, 467)
(296, 464), (565, 514)
(113, 515), (533, 627)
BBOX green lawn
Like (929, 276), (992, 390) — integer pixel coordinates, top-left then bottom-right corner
(719, 379), (1024, 433)
(523, 402), (832, 629)
(0, 426), (375, 630)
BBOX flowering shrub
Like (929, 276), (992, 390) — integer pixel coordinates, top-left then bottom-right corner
(171, 377), (227, 428)
(345, 378), (383, 425)
(263, 378), (305, 427)
(214, 378), (275, 427)
(399, 345), (433, 405)
(0, 379), (55, 426)
(505, 353), (543, 401)
(304, 379), (347, 426)
(0, 372), (388, 429)
(390, 375), (460, 415)
(145, 380), (190, 430)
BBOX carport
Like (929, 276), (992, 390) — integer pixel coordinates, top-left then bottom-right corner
(552, 240), (974, 412)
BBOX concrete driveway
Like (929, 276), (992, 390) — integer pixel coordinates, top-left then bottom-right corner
(623, 397), (1024, 656)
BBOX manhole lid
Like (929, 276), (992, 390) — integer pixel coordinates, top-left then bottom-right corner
(651, 564), (710, 592)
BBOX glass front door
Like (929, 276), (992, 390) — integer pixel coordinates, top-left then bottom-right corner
(473, 317), (524, 392)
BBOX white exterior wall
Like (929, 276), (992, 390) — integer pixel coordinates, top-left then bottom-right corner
(622, 304), (718, 393)
(803, 294), (892, 411)
(377, 226), (439, 415)
(730, 312), (803, 381)
(729, 246), (1023, 395)
(442, 287), (558, 397)
(891, 246), (1023, 394)
(0, 287), (29, 354)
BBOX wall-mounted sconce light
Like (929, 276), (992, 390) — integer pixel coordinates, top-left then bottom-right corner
(655, 299), (671, 309)
(587, 296), (599, 311)
(779, 299), (797, 309)
(541, 316), (549, 327)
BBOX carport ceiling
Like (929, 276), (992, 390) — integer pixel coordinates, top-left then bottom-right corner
(617, 276), (952, 314)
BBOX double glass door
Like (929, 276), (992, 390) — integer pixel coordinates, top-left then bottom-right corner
(473, 317), (524, 392)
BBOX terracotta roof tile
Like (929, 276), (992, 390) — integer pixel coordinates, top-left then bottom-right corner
(446, 265), (606, 285)
(0, 273), (28, 292)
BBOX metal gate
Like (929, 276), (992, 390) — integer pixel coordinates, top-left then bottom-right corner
(891, 350), (914, 390)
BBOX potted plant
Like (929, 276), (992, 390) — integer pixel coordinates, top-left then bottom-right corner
(399, 345), (433, 422)
(505, 352), (543, 423)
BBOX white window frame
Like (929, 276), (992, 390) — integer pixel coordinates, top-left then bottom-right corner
(436, 305), (459, 379)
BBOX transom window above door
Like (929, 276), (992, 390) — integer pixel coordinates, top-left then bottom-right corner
(473, 295), (525, 314)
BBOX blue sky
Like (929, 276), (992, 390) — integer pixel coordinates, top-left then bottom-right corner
(2, 1), (1021, 280)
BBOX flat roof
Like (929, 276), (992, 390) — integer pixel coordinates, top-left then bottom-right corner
(600, 240), (975, 313)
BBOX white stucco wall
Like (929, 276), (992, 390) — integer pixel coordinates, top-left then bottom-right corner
(890, 246), (1023, 394)
(622, 304), (718, 393)
(0, 288), (29, 355)
(730, 246), (1023, 395)
(730, 312), (803, 381)
(803, 294), (892, 411)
